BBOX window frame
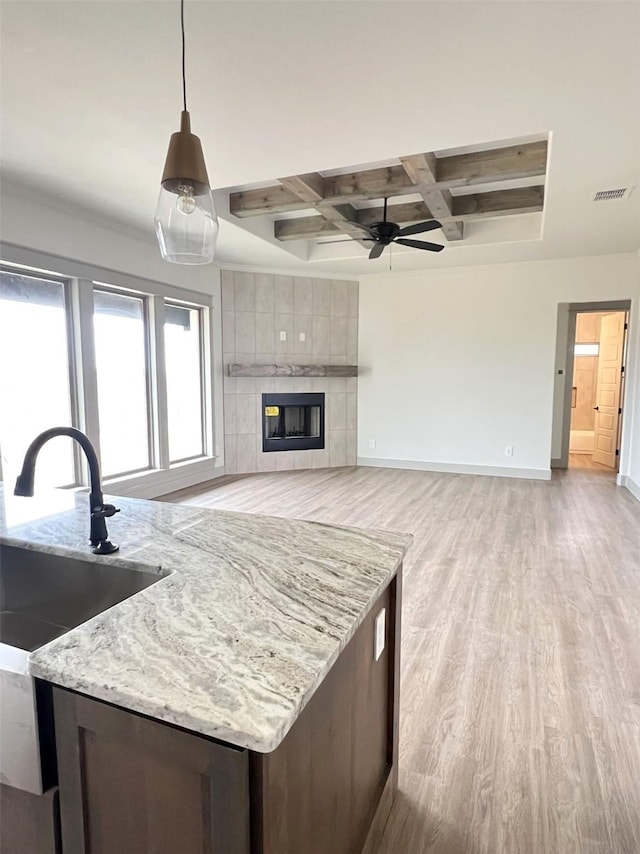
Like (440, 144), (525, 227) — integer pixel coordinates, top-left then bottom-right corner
(0, 248), (220, 499)
(63, 277), (84, 488)
(164, 298), (208, 465)
(92, 283), (155, 479)
(0, 264), (81, 489)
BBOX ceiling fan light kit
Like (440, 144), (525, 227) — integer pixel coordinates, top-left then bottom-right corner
(154, 0), (218, 265)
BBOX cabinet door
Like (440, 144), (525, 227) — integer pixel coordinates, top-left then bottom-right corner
(53, 689), (250, 854)
(0, 784), (61, 854)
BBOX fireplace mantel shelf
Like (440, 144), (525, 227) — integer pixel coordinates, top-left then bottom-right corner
(228, 363), (358, 378)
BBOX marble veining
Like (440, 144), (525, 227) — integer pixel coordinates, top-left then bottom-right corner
(0, 484), (410, 752)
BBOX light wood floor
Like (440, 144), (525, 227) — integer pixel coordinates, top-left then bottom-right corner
(569, 452), (617, 473)
(165, 466), (640, 854)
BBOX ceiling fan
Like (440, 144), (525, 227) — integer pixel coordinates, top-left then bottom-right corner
(322, 198), (444, 259)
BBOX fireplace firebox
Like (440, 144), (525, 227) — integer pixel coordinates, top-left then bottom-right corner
(262, 393), (325, 452)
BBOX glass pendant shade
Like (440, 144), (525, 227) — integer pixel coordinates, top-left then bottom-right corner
(155, 183), (218, 265)
(154, 111), (219, 265)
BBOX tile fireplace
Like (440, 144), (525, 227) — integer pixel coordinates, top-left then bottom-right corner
(221, 271), (358, 473)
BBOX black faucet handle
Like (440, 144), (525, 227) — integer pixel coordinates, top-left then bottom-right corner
(92, 503), (120, 519)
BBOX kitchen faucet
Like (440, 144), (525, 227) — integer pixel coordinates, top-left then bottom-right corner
(14, 427), (120, 554)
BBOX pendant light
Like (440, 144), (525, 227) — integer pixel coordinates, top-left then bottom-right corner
(154, 0), (218, 264)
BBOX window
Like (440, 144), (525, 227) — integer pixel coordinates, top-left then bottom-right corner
(93, 288), (151, 477)
(0, 270), (75, 488)
(574, 343), (599, 356)
(0, 256), (214, 494)
(164, 302), (204, 462)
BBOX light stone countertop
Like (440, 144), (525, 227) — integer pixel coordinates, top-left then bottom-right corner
(0, 483), (411, 752)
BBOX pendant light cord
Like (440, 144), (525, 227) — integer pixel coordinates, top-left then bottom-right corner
(181, 0), (187, 112)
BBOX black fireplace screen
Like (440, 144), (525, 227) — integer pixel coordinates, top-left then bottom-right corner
(262, 393), (325, 452)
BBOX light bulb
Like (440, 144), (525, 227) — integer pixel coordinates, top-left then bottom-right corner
(176, 184), (196, 215)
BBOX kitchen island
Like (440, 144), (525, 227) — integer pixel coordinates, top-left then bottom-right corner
(0, 484), (411, 854)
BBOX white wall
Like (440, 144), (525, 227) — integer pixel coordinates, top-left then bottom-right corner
(0, 180), (217, 297)
(358, 253), (640, 480)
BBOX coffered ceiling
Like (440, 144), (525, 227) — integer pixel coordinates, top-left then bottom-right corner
(0, 1), (638, 276)
(225, 137), (548, 248)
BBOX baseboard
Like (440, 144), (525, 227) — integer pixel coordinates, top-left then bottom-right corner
(621, 475), (640, 503)
(357, 457), (552, 481)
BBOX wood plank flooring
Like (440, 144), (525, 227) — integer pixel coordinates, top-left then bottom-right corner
(569, 452), (617, 473)
(163, 466), (640, 854)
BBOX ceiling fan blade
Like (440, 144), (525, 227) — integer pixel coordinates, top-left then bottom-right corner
(368, 242), (386, 260)
(347, 221), (377, 236)
(395, 238), (444, 252)
(397, 220), (442, 237)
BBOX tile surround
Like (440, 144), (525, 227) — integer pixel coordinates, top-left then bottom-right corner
(221, 271), (358, 474)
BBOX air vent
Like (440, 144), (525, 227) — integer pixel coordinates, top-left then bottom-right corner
(592, 187), (633, 201)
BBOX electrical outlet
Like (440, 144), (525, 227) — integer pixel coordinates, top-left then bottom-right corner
(374, 608), (386, 661)
(279, 330), (287, 341)
(369, 439), (376, 449)
(299, 332), (306, 342)
(505, 445), (513, 457)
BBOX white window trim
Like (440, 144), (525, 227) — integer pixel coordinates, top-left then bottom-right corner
(0, 241), (225, 499)
(92, 283), (155, 478)
(164, 297), (210, 465)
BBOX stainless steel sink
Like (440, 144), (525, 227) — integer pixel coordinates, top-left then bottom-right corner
(0, 543), (167, 652)
(0, 542), (168, 793)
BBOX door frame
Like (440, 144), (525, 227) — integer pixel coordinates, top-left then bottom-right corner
(555, 299), (631, 470)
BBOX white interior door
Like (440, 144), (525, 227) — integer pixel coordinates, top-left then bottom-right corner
(592, 313), (625, 468)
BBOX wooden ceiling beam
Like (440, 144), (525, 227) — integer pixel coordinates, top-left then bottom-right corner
(279, 173), (369, 248)
(400, 153), (464, 242)
(355, 200), (431, 228)
(230, 185), (309, 217)
(450, 185), (545, 218)
(436, 140), (548, 188)
(274, 187), (544, 242)
(278, 173), (325, 203)
(315, 202), (372, 249)
(359, 186), (544, 224)
(275, 201), (430, 241)
(275, 216), (343, 241)
(276, 203), (431, 242)
(230, 141), (547, 218)
(322, 165), (416, 205)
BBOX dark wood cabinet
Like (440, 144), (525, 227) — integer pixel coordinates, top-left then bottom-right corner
(251, 574), (400, 854)
(52, 570), (401, 854)
(0, 783), (61, 854)
(53, 690), (250, 854)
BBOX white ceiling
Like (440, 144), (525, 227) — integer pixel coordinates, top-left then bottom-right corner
(1, 0), (639, 276)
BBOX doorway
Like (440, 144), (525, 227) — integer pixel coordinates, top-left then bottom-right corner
(552, 299), (632, 472)
(568, 310), (627, 473)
